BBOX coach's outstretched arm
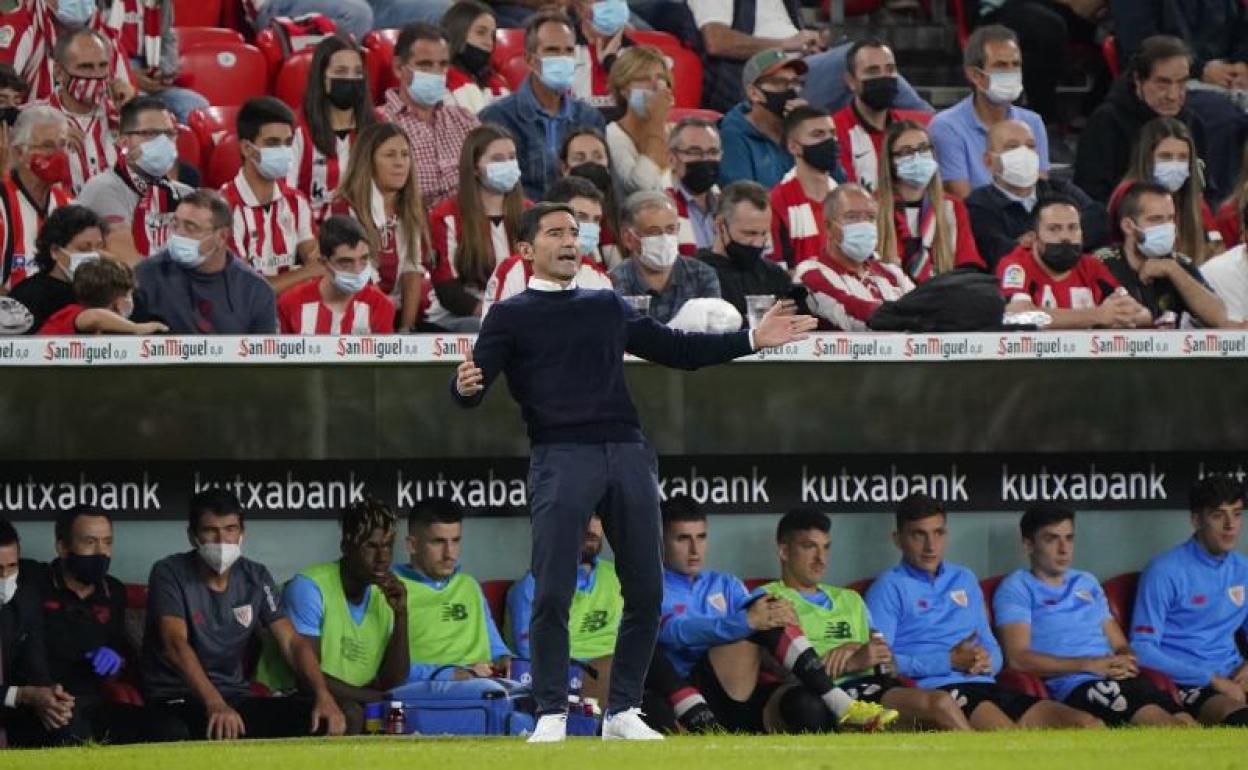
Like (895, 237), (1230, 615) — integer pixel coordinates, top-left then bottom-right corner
(450, 306), (513, 408)
(625, 298), (817, 371)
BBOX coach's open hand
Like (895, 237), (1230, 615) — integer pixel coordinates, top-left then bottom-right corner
(752, 300), (818, 349)
(456, 348), (484, 396)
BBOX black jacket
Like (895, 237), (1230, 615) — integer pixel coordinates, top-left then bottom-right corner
(1, 560), (53, 715)
(696, 249), (795, 325)
(1112, 0), (1248, 76)
(965, 178), (1110, 271)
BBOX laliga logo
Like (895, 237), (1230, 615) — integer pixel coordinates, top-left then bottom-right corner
(431, 336), (473, 358)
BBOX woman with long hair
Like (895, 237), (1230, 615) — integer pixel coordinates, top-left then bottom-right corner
(329, 123), (426, 331)
(292, 35), (378, 221)
(1214, 149), (1248, 248)
(426, 123), (527, 331)
(442, 0), (510, 114)
(876, 120), (983, 282)
(1114, 117), (1222, 264)
(559, 126), (622, 268)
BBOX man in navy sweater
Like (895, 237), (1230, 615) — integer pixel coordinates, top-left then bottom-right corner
(452, 202), (817, 742)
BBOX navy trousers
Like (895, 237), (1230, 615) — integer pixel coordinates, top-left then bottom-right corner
(527, 442), (664, 716)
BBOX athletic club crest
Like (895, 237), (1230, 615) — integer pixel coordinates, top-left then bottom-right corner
(1230, 585), (1245, 607)
(708, 592), (727, 613)
(233, 604), (253, 627)
(1076, 590), (1094, 603)
(949, 590), (968, 607)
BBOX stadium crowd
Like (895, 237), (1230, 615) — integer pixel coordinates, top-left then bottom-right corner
(0, 475), (1246, 746)
(0, 0), (1241, 334)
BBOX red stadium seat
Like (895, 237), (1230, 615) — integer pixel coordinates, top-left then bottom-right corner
(898, 109), (932, 127)
(102, 680), (145, 705)
(499, 55), (529, 92)
(254, 28), (285, 85)
(949, 0), (972, 49)
(364, 29), (401, 103)
(668, 108), (723, 125)
(481, 579), (514, 628)
(206, 134), (243, 188)
(176, 123), (201, 173)
(822, 0), (883, 20)
(274, 51), (315, 110)
(979, 573), (1051, 698)
(629, 31), (703, 109)
(173, 0), (222, 28)
(176, 43), (269, 106)
(1101, 571), (1139, 627)
(188, 105), (240, 169)
(979, 574), (1004, 627)
(846, 577), (873, 596)
(176, 26), (245, 50)
(1103, 36), (1120, 79)
(492, 28), (526, 72)
(742, 577), (772, 591)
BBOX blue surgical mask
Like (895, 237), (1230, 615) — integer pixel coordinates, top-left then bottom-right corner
(55, 0), (95, 26)
(135, 134), (176, 178)
(538, 56), (577, 92)
(840, 221), (878, 263)
(1153, 161), (1189, 193)
(168, 233), (207, 268)
(627, 87), (652, 119)
(577, 221), (601, 256)
(255, 145), (294, 181)
(590, 0), (630, 36)
(1136, 221), (1176, 258)
(482, 159), (522, 193)
(895, 151), (938, 188)
(407, 69), (447, 106)
(332, 265), (372, 294)
(984, 70), (1023, 105)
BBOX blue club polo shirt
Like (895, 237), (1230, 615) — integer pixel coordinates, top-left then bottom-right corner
(927, 95), (1050, 189)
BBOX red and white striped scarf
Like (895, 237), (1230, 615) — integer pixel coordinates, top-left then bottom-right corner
(24, 0), (136, 100)
(106, 0), (163, 72)
(114, 157), (180, 257)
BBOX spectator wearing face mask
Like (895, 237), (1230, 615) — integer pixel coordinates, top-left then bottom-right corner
(1093, 182), (1227, 328)
(928, 26), (1050, 200)
(966, 120), (1107, 271)
(610, 190), (721, 324)
(697, 181), (792, 325)
(875, 121), (985, 284)
(560, 127), (622, 268)
(16, 0), (136, 104)
(1, 106), (74, 290)
(796, 183), (913, 331)
(667, 118), (722, 258)
(76, 96), (190, 265)
(768, 105), (841, 270)
(719, 50), (806, 190)
(442, 1), (510, 114)
(278, 216), (396, 334)
(605, 46), (674, 199)
(566, 0), (641, 114)
(37, 257), (167, 334)
(10, 204), (104, 332)
(997, 195), (1150, 329)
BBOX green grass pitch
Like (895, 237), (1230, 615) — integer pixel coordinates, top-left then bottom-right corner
(17, 729), (1246, 770)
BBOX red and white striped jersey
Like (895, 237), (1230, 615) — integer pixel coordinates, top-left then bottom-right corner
(832, 106), (929, 193)
(888, 194), (984, 283)
(572, 42), (619, 111)
(18, 1), (134, 101)
(32, 92), (119, 194)
(445, 66), (510, 114)
(0, 5), (39, 76)
(289, 123), (353, 222)
(795, 252), (914, 331)
(220, 172), (315, 276)
(0, 174), (71, 287)
(426, 197), (516, 285)
(277, 277), (395, 334)
(103, 0), (164, 71)
(327, 186), (425, 307)
(669, 185), (717, 258)
(482, 253), (612, 317)
(770, 170), (836, 269)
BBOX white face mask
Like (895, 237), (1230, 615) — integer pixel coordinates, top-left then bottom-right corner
(197, 541), (242, 575)
(636, 233), (679, 270)
(997, 146), (1040, 189)
(0, 571), (17, 605)
(1153, 160), (1190, 193)
(983, 70), (1023, 105)
(62, 249), (100, 279)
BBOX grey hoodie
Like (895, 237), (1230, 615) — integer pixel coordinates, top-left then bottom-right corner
(134, 251), (277, 334)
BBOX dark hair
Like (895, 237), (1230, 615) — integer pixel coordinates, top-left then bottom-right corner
(188, 488), (245, 532)
(408, 497), (465, 532)
(845, 37), (891, 77)
(444, 0), (496, 65)
(776, 507), (831, 544)
(236, 96), (295, 143)
(1189, 474), (1246, 516)
(1019, 503), (1074, 541)
(34, 204), (104, 273)
(559, 126), (609, 165)
(179, 189), (233, 230)
(395, 22), (449, 63)
(517, 202), (576, 244)
(964, 24), (1018, 70)
(53, 27), (109, 67)
(668, 117), (718, 150)
(1130, 35), (1191, 83)
(55, 505), (111, 547)
(304, 35), (377, 159)
(318, 214), (370, 259)
(0, 518), (17, 549)
(716, 180), (770, 220)
(544, 175), (603, 206)
(73, 258), (135, 308)
(1031, 194), (1082, 230)
(782, 104), (830, 144)
(341, 498), (398, 548)
(661, 495), (706, 528)
(1118, 180), (1172, 222)
(524, 11), (574, 57)
(119, 95), (169, 134)
(895, 493), (945, 531)
(0, 63), (27, 96)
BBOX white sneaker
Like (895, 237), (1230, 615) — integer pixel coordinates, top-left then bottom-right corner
(602, 708), (664, 741)
(526, 714), (568, 743)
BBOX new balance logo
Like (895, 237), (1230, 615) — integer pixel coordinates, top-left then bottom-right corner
(579, 610), (610, 634)
(440, 602), (469, 622)
(823, 620), (853, 640)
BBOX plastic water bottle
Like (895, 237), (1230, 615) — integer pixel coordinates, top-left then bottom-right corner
(385, 700), (406, 735)
(872, 631), (894, 677)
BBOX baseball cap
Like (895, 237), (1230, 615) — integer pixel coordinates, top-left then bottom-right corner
(742, 49), (808, 92)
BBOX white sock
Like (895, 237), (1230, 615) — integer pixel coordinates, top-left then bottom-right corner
(822, 687), (853, 717)
(672, 691), (709, 719)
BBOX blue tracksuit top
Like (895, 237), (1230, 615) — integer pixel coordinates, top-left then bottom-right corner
(657, 568), (757, 677)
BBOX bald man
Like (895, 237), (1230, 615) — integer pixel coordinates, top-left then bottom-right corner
(964, 120), (1108, 271)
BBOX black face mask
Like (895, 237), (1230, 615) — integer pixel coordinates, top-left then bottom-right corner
(725, 238), (766, 270)
(326, 78), (366, 110)
(801, 137), (840, 174)
(1039, 241), (1082, 273)
(761, 88), (798, 117)
(457, 43), (492, 76)
(0, 106), (19, 127)
(65, 553), (111, 584)
(681, 160), (720, 195)
(569, 162), (612, 196)
(859, 76), (899, 112)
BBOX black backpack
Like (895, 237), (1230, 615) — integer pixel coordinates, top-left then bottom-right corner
(866, 269), (1005, 332)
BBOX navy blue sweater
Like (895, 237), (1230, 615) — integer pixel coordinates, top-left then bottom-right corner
(451, 288), (753, 444)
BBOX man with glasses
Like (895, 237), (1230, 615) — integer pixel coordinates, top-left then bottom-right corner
(719, 50), (809, 189)
(133, 189), (277, 333)
(77, 96), (192, 264)
(667, 118), (722, 257)
(0, 106), (73, 289)
(795, 183), (914, 331)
